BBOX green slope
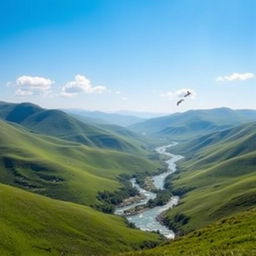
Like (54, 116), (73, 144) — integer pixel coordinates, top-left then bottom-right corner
(0, 183), (161, 256)
(119, 207), (256, 256)
(163, 122), (256, 234)
(0, 101), (146, 153)
(0, 120), (160, 206)
(172, 122), (256, 158)
(130, 108), (256, 140)
(98, 124), (159, 149)
(70, 115), (157, 150)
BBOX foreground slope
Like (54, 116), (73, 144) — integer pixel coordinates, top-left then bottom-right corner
(0, 101), (145, 153)
(0, 120), (160, 206)
(0, 183), (161, 256)
(163, 122), (256, 233)
(120, 207), (256, 256)
(130, 108), (256, 140)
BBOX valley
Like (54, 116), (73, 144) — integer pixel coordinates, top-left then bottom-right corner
(115, 144), (183, 239)
(2, 2), (255, 255)
(0, 102), (256, 255)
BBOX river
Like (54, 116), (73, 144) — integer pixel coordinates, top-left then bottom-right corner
(115, 143), (184, 239)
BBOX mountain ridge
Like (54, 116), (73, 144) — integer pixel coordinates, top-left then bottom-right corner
(0, 102), (147, 153)
(130, 107), (256, 140)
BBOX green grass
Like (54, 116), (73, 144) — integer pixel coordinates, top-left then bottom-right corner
(0, 120), (161, 206)
(119, 207), (256, 256)
(0, 102), (147, 153)
(1, 103), (256, 255)
(0, 183), (162, 256)
(130, 108), (256, 140)
(163, 122), (256, 234)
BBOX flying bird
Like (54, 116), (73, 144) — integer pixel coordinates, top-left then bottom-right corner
(184, 90), (192, 97)
(177, 99), (184, 106)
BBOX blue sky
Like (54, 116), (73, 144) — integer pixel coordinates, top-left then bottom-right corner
(0, 0), (255, 113)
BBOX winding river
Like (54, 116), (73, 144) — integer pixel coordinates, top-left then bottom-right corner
(115, 143), (184, 239)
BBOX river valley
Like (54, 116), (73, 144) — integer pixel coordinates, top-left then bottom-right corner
(115, 143), (184, 239)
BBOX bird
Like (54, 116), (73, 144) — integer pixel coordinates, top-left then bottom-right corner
(177, 99), (184, 106)
(184, 90), (192, 97)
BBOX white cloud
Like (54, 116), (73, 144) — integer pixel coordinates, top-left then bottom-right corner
(161, 88), (196, 99)
(216, 72), (255, 82)
(61, 74), (107, 97)
(15, 75), (54, 96)
(121, 97), (128, 101)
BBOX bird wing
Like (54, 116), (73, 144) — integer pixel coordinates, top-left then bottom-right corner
(184, 91), (191, 97)
(177, 99), (183, 106)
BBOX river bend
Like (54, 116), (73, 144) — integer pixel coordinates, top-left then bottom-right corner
(115, 143), (184, 239)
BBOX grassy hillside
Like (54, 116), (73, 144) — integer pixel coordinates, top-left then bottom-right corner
(172, 122), (256, 158)
(163, 122), (256, 234)
(0, 183), (162, 256)
(130, 108), (256, 140)
(0, 120), (161, 206)
(119, 207), (256, 256)
(99, 124), (159, 149)
(0, 102), (146, 153)
(70, 115), (158, 150)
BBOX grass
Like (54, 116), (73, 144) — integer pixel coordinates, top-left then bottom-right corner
(0, 101), (148, 153)
(0, 120), (161, 206)
(163, 122), (256, 234)
(130, 108), (256, 141)
(118, 207), (256, 256)
(0, 183), (162, 256)
(1, 102), (256, 255)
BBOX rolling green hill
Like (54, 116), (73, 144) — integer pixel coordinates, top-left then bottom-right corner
(130, 108), (256, 140)
(162, 122), (256, 234)
(0, 120), (161, 206)
(0, 102), (146, 153)
(172, 122), (256, 159)
(0, 183), (162, 256)
(99, 124), (159, 149)
(69, 115), (157, 150)
(119, 207), (256, 256)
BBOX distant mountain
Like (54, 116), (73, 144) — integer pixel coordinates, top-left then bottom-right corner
(130, 107), (256, 140)
(65, 109), (145, 126)
(99, 123), (158, 147)
(0, 102), (146, 153)
(117, 110), (166, 119)
(163, 121), (256, 234)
